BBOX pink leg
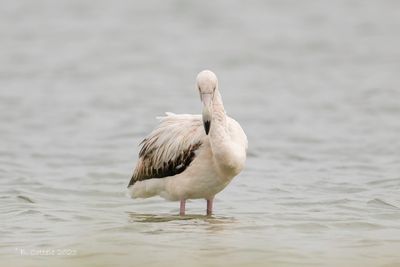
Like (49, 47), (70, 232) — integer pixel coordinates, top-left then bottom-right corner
(180, 199), (186, 216)
(206, 198), (214, 216)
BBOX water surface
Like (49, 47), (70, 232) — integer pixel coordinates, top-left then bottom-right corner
(1, 0), (400, 266)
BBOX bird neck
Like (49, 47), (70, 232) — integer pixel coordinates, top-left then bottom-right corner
(211, 89), (227, 130)
(209, 89), (238, 177)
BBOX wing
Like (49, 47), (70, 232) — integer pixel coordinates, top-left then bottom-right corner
(128, 113), (205, 187)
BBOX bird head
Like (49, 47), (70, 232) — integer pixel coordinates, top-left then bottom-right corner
(196, 70), (218, 135)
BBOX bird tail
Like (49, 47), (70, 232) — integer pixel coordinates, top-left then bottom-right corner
(127, 179), (166, 199)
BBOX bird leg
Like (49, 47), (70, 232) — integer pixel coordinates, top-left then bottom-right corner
(206, 198), (214, 216)
(179, 199), (186, 216)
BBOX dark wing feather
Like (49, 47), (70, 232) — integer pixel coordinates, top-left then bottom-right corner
(128, 113), (204, 187)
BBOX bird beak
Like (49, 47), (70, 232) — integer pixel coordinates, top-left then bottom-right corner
(201, 93), (212, 135)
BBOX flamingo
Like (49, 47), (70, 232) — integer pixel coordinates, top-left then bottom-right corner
(127, 70), (247, 216)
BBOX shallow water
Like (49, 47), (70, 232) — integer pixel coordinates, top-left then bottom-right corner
(1, 0), (400, 266)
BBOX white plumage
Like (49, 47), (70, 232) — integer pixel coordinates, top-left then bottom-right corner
(128, 70), (247, 215)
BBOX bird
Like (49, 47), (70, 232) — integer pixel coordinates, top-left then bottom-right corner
(127, 70), (248, 216)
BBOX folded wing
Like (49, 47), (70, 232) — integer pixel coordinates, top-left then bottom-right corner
(128, 113), (205, 187)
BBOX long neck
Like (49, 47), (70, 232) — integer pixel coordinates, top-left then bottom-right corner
(208, 89), (233, 176)
(210, 89), (227, 132)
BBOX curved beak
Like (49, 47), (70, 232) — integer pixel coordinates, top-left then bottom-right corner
(201, 93), (212, 135)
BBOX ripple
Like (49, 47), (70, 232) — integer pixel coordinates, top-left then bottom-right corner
(277, 198), (351, 207)
(17, 195), (35, 203)
(367, 199), (400, 210)
(367, 177), (400, 187)
(274, 222), (329, 231)
(15, 209), (42, 216)
(332, 221), (385, 230)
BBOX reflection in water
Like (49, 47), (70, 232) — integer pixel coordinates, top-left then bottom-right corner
(127, 212), (236, 224)
(128, 212), (204, 223)
(126, 212), (237, 234)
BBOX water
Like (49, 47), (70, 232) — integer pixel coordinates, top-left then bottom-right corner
(1, 0), (400, 266)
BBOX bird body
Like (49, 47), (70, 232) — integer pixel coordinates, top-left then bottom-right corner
(128, 70), (247, 215)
